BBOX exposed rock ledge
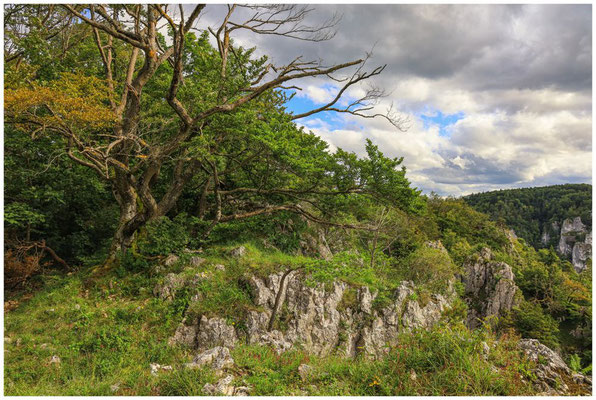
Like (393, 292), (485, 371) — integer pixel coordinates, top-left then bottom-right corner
(166, 271), (454, 359)
(463, 248), (519, 329)
(518, 339), (592, 395)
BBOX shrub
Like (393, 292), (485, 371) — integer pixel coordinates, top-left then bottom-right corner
(400, 247), (459, 293)
(137, 215), (191, 256)
(509, 300), (560, 349)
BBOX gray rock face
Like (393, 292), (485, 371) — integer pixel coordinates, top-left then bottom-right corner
(299, 230), (333, 260)
(185, 346), (234, 370)
(561, 217), (586, 236)
(230, 246), (247, 258)
(464, 248), (519, 329)
(169, 315), (238, 349)
(168, 270), (454, 359)
(189, 256), (206, 267)
(518, 339), (591, 395)
(556, 217), (591, 272)
(572, 232), (592, 273)
(541, 230), (550, 246)
(164, 254), (179, 267)
(203, 375), (235, 396)
(196, 316), (238, 350)
(153, 273), (186, 301)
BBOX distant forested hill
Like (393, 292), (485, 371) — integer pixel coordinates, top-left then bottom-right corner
(463, 184), (592, 248)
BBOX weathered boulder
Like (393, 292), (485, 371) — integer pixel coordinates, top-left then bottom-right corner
(298, 364), (313, 381)
(153, 273), (186, 301)
(518, 339), (591, 395)
(203, 375), (235, 396)
(185, 346), (234, 370)
(164, 254), (179, 267)
(149, 363), (172, 376)
(196, 316), (238, 350)
(463, 248), (519, 329)
(189, 256), (206, 267)
(229, 246), (247, 258)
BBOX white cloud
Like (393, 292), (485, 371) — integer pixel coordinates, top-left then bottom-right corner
(193, 5), (591, 196)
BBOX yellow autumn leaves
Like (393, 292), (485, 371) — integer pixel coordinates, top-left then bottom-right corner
(5, 72), (116, 134)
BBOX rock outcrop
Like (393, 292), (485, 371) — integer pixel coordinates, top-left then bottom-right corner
(168, 271), (454, 359)
(518, 339), (591, 395)
(542, 217), (591, 273)
(463, 248), (519, 329)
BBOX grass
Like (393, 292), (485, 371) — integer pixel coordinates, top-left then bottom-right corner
(4, 241), (544, 395)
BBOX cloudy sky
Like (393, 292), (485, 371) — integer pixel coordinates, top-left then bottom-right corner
(197, 4), (592, 196)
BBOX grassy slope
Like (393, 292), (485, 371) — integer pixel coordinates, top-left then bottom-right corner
(4, 242), (542, 396)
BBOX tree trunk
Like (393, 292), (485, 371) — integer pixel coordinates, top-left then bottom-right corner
(103, 176), (140, 268)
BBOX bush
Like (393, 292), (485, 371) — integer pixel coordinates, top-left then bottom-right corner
(137, 215), (191, 256)
(400, 247), (459, 293)
(509, 301), (560, 349)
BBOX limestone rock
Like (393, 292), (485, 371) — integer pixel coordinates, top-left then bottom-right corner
(517, 339), (586, 394)
(298, 364), (313, 381)
(203, 375), (251, 396)
(164, 254), (179, 267)
(172, 270), (453, 360)
(230, 246), (247, 258)
(424, 240), (448, 253)
(189, 256), (206, 267)
(572, 233), (591, 273)
(186, 346), (234, 370)
(203, 375), (235, 396)
(464, 248), (519, 329)
(215, 264), (226, 272)
(168, 317), (198, 347)
(256, 330), (292, 354)
(234, 386), (252, 396)
(150, 363), (172, 376)
(196, 316), (238, 350)
(300, 230), (333, 260)
(558, 217), (589, 266)
(153, 273), (186, 301)
(243, 273), (452, 359)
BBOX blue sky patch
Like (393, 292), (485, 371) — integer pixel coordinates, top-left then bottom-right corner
(419, 110), (465, 136)
(284, 90), (349, 131)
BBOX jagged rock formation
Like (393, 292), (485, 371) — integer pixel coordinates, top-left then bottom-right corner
(518, 339), (591, 395)
(167, 271), (454, 359)
(542, 217), (591, 273)
(463, 248), (519, 329)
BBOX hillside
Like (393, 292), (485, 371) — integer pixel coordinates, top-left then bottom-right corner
(4, 196), (592, 395)
(463, 184), (592, 249)
(3, 5), (592, 397)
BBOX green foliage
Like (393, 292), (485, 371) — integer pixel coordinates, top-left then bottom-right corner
(464, 184), (592, 249)
(506, 301), (560, 350)
(137, 215), (192, 257)
(4, 127), (117, 264)
(401, 247), (460, 293)
(569, 353), (582, 373)
(229, 324), (534, 396)
(428, 196), (510, 252)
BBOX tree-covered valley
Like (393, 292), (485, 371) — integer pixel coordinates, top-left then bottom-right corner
(3, 4), (592, 396)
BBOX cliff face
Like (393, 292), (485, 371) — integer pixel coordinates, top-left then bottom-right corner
(541, 216), (591, 272)
(463, 248), (520, 329)
(166, 270), (454, 359)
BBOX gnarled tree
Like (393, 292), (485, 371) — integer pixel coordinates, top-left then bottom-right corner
(5, 4), (412, 266)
